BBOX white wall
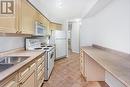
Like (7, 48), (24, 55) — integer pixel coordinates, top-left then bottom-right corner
(80, 19), (95, 46)
(80, 0), (130, 54)
(71, 21), (80, 53)
(0, 37), (24, 52)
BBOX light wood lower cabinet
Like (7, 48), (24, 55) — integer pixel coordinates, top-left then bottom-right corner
(36, 56), (44, 87)
(80, 49), (85, 77)
(19, 73), (35, 87)
(0, 73), (18, 87)
(0, 55), (45, 87)
(80, 49), (105, 81)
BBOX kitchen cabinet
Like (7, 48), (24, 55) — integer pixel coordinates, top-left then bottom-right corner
(19, 61), (36, 87)
(19, 73), (35, 87)
(0, 0), (36, 34)
(0, 73), (18, 87)
(36, 56), (44, 87)
(38, 13), (50, 30)
(80, 49), (86, 77)
(18, 55), (44, 87)
(18, 0), (37, 34)
(0, 54), (45, 87)
(50, 22), (62, 30)
(80, 49), (105, 81)
(0, 0), (19, 33)
(0, 0), (62, 35)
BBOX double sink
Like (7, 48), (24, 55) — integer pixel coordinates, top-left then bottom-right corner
(0, 56), (29, 72)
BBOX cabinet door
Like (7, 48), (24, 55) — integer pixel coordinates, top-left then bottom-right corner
(85, 54), (105, 81)
(20, 0), (36, 34)
(36, 56), (44, 87)
(0, 0), (18, 33)
(3, 80), (17, 87)
(49, 22), (56, 30)
(57, 24), (62, 30)
(50, 22), (62, 30)
(19, 73), (35, 87)
(0, 73), (18, 87)
(38, 13), (50, 30)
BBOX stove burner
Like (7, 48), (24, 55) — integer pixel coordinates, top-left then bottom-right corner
(44, 48), (49, 50)
(47, 46), (53, 47)
(41, 46), (46, 47)
(35, 48), (42, 50)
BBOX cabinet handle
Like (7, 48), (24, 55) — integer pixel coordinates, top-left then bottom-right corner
(21, 68), (29, 76)
(30, 63), (35, 68)
(19, 82), (23, 85)
(19, 31), (22, 33)
(16, 31), (19, 33)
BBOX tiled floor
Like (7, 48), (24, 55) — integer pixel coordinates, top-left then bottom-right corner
(43, 52), (109, 87)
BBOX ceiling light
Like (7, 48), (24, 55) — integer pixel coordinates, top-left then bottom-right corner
(56, 0), (63, 8)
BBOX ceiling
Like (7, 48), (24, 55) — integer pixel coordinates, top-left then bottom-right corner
(29, 0), (98, 23)
(29, 0), (112, 23)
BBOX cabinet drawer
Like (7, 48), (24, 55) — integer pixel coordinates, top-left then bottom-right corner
(20, 68), (30, 77)
(37, 71), (44, 87)
(19, 72), (35, 87)
(37, 62), (44, 74)
(30, 63), (36, 72)
(37, 68), (44, 80)
(19, 62), (35, 82)
(3, 81), (16, 87)
(37, 56), (44, 66)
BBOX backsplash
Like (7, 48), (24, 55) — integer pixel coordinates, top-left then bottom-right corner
(0, 37), (24, 52)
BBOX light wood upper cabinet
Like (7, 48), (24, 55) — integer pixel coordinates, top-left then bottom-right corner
(0, 0), (62, 35)
(0, 0), (36, 34)
(36, 13), (50, 30)
(0, 0), (19, 33)
(50, 22), (62, 30)
(19, 0), (37, 34)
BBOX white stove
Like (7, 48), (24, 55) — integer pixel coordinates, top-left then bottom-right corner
(25, 38), (55, 80)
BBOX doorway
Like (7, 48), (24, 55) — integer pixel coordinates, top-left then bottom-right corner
(68, 22), (72, 55)
(67, 20), (80, 56)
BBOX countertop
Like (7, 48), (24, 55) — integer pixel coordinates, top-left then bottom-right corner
(0, 50), (45, 81)
(81, 46), (130, 87)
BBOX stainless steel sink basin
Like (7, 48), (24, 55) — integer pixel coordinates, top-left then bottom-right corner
(0, 64), (14, 72)
(0, 56), (29, 64)
(0, 56), (29, 72)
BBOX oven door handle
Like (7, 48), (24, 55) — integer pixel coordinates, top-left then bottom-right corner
(50, 52), (54, 59)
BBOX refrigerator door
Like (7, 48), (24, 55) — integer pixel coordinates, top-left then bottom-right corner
(55, 30), (66, 38)
(55, 31), (67, 59)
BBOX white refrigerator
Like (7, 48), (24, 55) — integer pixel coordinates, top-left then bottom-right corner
(54, 30), (67, 60)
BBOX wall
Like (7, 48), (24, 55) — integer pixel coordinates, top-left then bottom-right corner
(71, 21), (80, 53)
(80, 0), (130, 54)
(80, 19), (95, 46)
(0, 37), (24, 52)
